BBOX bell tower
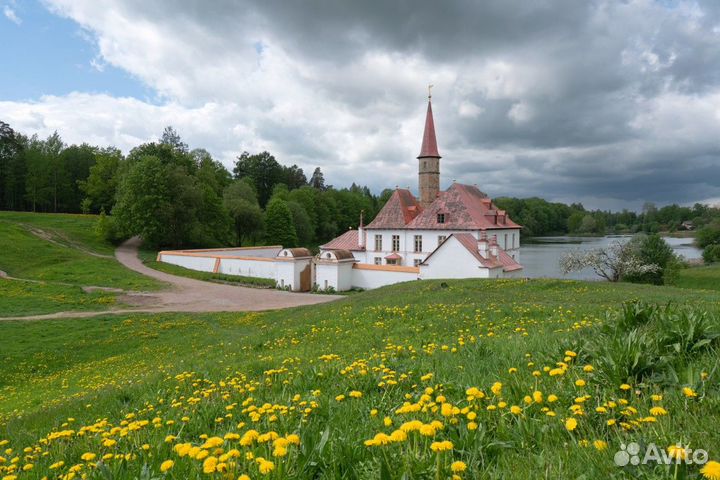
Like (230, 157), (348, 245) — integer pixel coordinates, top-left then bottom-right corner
(418, 86), (441, 208)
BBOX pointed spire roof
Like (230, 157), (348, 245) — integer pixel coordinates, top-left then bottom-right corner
(418, 99), (441, 158)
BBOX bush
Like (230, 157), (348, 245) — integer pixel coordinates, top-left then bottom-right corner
(95, 211), (125, 245)
(623, 234), (679, 285)
(702, 244), (720, 263)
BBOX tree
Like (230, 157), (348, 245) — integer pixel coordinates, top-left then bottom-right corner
(309, 167), (326, 190)
(624, 234), (680, 285)
(233, 151), (284, 207)
(282, 164), (307, 190)
(223, 180), (263, 245)
(24, 136), (52, 212)
(264, 198), (298, 247)
(559, 241), (660, 282)
(0, 121), (24, 210)
(160, 126), (188, 153)
(78, 148), (121, 213)
(288, 201), (313, 246)
(697, 221), (720, 249)
(193, 148), (231, 196)
(61, 143), (97, 211)
(703, 244), (720, 263)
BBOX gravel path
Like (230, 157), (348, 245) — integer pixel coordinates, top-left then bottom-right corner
(1, 237), (341, 321)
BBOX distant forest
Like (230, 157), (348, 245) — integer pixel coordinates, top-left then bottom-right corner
(1, 120), (719, 251)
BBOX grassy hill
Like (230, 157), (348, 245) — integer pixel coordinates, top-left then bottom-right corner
(1, 213), (720, 479)
(0, 211), (161, 316)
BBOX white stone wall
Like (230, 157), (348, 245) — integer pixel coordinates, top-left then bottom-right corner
(351, 266), (419, 289)
(217, 258), (276, 279)
(159, 254), (217, 272)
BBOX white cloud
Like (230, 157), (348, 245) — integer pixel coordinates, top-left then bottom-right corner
(3, 5), (21, 24)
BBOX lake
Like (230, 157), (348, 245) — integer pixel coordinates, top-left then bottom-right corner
(520, 235), (702, 280)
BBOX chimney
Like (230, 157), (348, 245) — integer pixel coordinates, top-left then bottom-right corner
(478, 231), (488, 258)
(358, 210), (365, 249)
(489, 235), (499, 258)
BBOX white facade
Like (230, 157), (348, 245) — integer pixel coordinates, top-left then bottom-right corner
(340, 228), (521, 268)
(351, 265), (419, 289)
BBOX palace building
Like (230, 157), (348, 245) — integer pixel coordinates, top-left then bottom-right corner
(316, 93), (524, 289)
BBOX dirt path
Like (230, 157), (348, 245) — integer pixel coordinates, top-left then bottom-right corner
(1, 238), (342, 321)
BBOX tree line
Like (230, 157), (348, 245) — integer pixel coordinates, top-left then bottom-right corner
(0, 121), (390, 249)
(2, 119), (719, 258)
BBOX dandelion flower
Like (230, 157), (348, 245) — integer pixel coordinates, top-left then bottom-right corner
(160, 460), (174, 473)
(451, 461), (467, 473)
(565, 418), (577, 431)
(683, 387), (698, 398)
(701, 460), (720, 480)
(430, 440), (453, 452)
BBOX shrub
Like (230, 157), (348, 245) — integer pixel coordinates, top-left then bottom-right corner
(95, 211), (125, 245)
(702, 244), (720, 263)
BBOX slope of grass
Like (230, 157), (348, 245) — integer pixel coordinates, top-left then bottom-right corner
(676, 264), (720, 291)
(1, 277), (720, 479)
(0, 211), (162, 316)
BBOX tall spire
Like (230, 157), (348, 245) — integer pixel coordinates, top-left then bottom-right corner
(418, 87), (441, 208)
(418, 91), (440, 159)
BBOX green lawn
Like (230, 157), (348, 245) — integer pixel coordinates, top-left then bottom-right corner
(676, 264), (720, 291)
(0, 211), (162, 316)
(1, 277), (720, 479)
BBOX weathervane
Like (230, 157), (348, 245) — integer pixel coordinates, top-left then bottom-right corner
(428, 84), (434, 99)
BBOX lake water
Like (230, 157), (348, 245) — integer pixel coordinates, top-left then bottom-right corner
(520, 235), (702, 280)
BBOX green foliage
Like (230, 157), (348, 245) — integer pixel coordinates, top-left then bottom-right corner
(587, 302), (720, 386)
(113, 155), (230, 248)
(624, 234), (680, 285)
(264, 197), (298, 247)
(78, 148), (121, 213)
(702, 244), (720, 263)
(223, 180), (263, 245)
(697, 221), (720, 250)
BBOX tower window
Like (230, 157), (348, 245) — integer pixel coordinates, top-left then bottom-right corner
(392, 235), (400, 251)
(437, 213), (446, 224)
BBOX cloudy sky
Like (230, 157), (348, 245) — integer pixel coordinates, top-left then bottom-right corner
(2, 0), (720, 210)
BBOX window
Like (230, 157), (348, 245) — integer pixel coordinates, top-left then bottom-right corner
(414, 235), (423, 252)
(438, 235), (446, 246)
(414, 258), (422, 267)
(504, 234), (508, 249)
(374, 257), (382, 265)
(392, 235), (400, 252)
(511, 233), (515, 248)
(374, 234), (382, 251)
(386, 258), (398, 265)
(437, 213), (445, 224)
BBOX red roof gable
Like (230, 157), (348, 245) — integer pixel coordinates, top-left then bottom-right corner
(418, 100), (440, 158)
(319, 229), (364, 251)
(408, 183), (522, 230)
(366, 189), (423, 229)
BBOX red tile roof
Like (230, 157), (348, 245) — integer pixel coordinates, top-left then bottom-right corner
(384, 252), (402, 260)
(319, 229), (364, 251)
(408, 183), (522, 230)
(418, 100), (440, 158)
(422, 233), (523, 272)
(366, 189), (423, 229)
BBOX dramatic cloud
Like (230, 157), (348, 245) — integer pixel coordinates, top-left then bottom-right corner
(3, 0), (720, 208)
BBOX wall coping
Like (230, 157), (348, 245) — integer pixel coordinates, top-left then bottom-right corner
(352, 263), (419, 274)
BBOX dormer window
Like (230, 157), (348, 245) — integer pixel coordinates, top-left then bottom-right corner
(437, 213), (446, 224)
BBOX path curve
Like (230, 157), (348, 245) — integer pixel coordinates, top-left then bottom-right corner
(1, 238), (342, 321)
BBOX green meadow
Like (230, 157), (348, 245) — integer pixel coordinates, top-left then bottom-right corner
(1, 212), (720, 479)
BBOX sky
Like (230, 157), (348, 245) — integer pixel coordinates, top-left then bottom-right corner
(1, 0), (720, 210)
